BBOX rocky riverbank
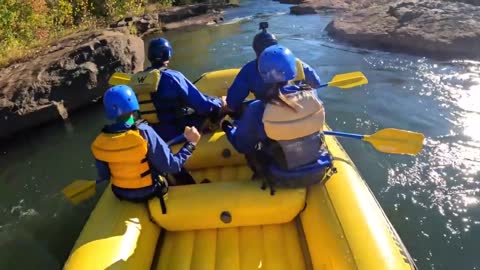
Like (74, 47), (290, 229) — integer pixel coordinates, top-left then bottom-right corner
(283, 0), (480, 60)
(109, 3), (230, 36)
(0, 3), (234, 140)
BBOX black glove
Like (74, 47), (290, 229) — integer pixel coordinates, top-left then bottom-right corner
(221, 120), (233, 133)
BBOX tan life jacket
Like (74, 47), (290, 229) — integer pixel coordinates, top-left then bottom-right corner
(129, 69), (162, 124)
(91, 128), (153, 189)
(262, 90), (325, 141)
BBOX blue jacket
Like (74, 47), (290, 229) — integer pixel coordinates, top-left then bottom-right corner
(95, 121), (193, 186)
(149, 66), (223, 141)
(226, 59), (322, 112)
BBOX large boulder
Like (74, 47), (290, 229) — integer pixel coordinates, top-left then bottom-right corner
(287, 0), (387, 15)
(109, 3), (227, 35)
(325, 0), (480, 59)
(159, 4), (210, 23)
(0, 30), (144, 140)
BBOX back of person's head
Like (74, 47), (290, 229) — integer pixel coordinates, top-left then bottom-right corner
(252, 22), (278, 57)
(148, 38), (173, 66)
(258, 45), (301, 112)
(103, 85), (139, 121)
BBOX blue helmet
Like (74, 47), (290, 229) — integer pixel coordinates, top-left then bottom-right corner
(103, 85), (139, 120)
(252, 22), (278, 57)
(148, 38), (173, 63)
(258, 45), (297, 84)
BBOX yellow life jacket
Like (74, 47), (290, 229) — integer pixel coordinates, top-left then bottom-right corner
(91, 128), (153, 189)
(129, 69), (162, 124)
(262, 89), (325, 141)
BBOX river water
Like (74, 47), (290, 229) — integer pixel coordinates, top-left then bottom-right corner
(1, 1), (479, 269)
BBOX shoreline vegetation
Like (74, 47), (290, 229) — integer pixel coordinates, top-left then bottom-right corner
(0, 0), (230, 68)
(0, 0), (235, 140)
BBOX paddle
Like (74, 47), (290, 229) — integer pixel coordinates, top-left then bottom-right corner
(62, 134), (187, 205)
(221, 71), (367, 119)
(319, 71), (368, 89)
(108, 71), (368, 89)
(324, 128), (425, 155)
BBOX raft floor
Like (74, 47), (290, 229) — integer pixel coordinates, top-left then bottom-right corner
(153, 220), (312, 270)
(152, 164), (312, 270)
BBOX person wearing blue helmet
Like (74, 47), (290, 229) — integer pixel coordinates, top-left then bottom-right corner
(91, 85), (201, 203)
(222, 45), (334, 195)
(225, 22), (322, 116)
(129, 37), (224, 142)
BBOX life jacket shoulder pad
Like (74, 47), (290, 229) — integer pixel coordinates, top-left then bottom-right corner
(91, 129), (148, 163)
(129, 69), (161, 95)
(263, 90), (325, 141)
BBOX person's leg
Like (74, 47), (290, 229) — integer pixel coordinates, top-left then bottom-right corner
(245, 152), (262, 179)
(171, 167), (196, 185)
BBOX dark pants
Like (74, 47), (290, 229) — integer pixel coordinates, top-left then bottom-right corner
(245, 151), (271, 179)
(111, 181), (163, 202)
(171, 167), (196, 185)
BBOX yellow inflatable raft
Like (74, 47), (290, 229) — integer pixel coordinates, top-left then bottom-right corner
(64, 69), (417, 270)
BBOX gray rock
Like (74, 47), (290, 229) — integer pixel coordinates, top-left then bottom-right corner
(325, 0), (480, 59)
(279, 0), (305, 4)
(0, 30), (144, 140)
(158, 4), (209, 24)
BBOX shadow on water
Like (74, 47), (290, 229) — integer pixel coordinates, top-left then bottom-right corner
(0, 1), (479, 269)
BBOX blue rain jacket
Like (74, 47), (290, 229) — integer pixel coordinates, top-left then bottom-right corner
(226, 59), (321, 112)
(148, 66), (223, 141)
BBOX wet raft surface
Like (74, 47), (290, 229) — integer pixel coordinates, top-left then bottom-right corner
(154, 221), (309, 270)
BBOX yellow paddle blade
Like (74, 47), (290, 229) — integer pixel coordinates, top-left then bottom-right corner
(108, 72), (131, 86)
(62, 180), (97, 205)
(328, 71), (368, 89)
(363, 128), (425, 155)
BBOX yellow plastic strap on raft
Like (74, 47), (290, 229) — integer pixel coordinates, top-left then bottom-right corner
(129, 69), (162, 124)
(148, 181), (306, 231)
(263, 90), (324, 141)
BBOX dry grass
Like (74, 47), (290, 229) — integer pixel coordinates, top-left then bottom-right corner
(0, 22), (103, 68)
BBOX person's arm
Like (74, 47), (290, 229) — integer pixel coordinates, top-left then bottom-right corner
(223, 101), (266, 154)
(301, 61), (322, 89)
(166, 71), (222, 115)
(95, 159), (110, 181)
(226, 63), (253, 112)
(141, 125), (194, 174)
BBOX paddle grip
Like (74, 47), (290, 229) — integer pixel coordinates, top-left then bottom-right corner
(324, 131), (364, 140)
(166, 134), (187, 146)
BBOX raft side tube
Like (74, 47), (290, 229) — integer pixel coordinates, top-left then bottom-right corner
(148, 181), (306, 231)
(64, 187), (161, 270)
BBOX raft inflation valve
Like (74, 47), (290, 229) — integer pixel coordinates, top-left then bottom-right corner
(220, 211), (232, 223)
